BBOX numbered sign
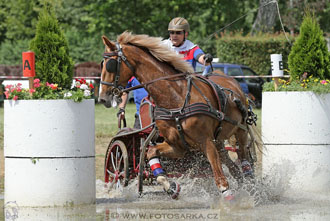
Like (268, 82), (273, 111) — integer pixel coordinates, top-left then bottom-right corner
(22, 51), (35, 77)
(270, 54), (283, 77)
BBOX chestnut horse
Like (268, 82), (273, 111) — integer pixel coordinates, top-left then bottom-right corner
(99, 32), (257, 199)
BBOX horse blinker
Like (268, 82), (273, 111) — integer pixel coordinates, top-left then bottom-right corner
(106, 59), (118, 73)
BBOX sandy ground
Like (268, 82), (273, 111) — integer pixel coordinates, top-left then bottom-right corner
(95, 135), (113, 181)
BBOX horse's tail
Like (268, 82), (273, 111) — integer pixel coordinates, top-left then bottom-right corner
(248, 124), (264, 155)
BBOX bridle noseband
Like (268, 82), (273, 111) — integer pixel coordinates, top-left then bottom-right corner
(100, 42), (135, 96)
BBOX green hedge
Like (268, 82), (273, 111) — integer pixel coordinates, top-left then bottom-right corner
(216, 34), (295, 75)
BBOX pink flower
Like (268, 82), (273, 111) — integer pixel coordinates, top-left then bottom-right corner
(33, 78), (41, 88)
(49, 84), (58, 90)
(29, 89), (35, 94)
(5, 85), (13, 90)
(4, 91), (9, 99)
(13, 95), (18, 101)
(320, 80), (327, 85)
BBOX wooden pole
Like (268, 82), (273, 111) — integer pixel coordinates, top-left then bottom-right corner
(29, 77), (34, 90)
(274, 77), (279, 91)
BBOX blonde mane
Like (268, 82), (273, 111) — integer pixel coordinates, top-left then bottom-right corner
(117, 31), (194, 73)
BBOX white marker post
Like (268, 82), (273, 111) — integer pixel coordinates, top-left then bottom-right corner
(270, 54), (284, 90)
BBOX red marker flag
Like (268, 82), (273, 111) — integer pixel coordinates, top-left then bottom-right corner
(22, 51), (35, 77)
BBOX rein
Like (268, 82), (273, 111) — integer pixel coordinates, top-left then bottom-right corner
(122, 73), (188, 93)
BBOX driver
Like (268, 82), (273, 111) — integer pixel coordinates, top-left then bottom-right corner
(163, 17), (213, 71)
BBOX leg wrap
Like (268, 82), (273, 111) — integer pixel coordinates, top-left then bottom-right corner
(222, 189), (235, 201)
(241, 160), (253, 177)
(148, 158), (165, 177)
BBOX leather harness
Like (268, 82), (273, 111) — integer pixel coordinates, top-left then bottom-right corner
(101, 44), (248, 152)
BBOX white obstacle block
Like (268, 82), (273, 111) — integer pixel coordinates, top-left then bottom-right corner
(262, 92), (330, 193)
(4, 99), (96, 207)
(270, 54), (284, 77)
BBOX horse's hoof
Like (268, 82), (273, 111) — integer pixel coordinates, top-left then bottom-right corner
(222, 189), (235, 201)
(241, 160), (254, 177)
(166, 182), (180, 199)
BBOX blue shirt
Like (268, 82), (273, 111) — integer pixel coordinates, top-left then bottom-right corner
(126, 77), (148, 115)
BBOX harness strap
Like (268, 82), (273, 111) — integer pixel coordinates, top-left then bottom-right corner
(175, 116), (190, 151)
(155, 102), (225, 152)
(155, 103), (224, 122)
(223, 116), (248, 131)
(180, 75), (193, 112)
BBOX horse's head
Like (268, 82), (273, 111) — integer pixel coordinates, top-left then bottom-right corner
(99, 36), (135, 108)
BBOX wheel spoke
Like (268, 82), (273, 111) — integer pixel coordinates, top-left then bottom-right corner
(116, 180), (121, 189)
(111, 152), (117, 171)
(118, 155), (123, 171)
(107, 169), (115, 177)
(119, 171), (125, 178)
(116, 146), (119, 169)
(105, 141), (127, 190)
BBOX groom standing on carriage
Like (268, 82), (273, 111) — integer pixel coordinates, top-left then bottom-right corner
(117, 17), (213, 129)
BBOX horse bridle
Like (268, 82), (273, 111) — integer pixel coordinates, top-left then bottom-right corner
(100, 42), (135, 96)
(100, 42), (189, 96)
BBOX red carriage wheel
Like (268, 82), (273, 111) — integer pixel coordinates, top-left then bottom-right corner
(104, 140), (129, 189)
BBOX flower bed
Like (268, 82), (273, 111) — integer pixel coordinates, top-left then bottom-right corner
(4, 78), (94, 102)
(263, 75), (330, 94)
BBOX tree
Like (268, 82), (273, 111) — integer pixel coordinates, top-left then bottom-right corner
(288, 11), (330, 80)
(29, 5), (73, 89)
(281, 0), (329, 35)
(251, 0), (278, 34)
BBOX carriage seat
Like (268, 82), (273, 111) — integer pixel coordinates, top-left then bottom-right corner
(139, 96), (155, 133)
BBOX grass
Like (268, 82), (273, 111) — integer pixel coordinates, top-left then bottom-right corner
(0, 103), (261, 193)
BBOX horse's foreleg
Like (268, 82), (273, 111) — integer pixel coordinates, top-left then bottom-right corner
(205, 139), (234, 200)
(216, 140), (243, 184)
(146, 141), (183, 199)
(236, 129), (254, 177)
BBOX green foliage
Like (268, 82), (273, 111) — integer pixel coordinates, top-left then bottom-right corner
(65, 27), (104, 63)
(216, 33), (294, 75)
(29, 5), (73, 89)
(288, 11), (330, 80)
(1, 0), (329, 66)
(0, 39), (30, 64)
(0, 0), (39, 42)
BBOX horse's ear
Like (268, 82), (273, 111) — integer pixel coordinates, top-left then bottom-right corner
(102, 35), (116, 51)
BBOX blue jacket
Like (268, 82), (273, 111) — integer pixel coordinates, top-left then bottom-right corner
(126, 77), (148, 116)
